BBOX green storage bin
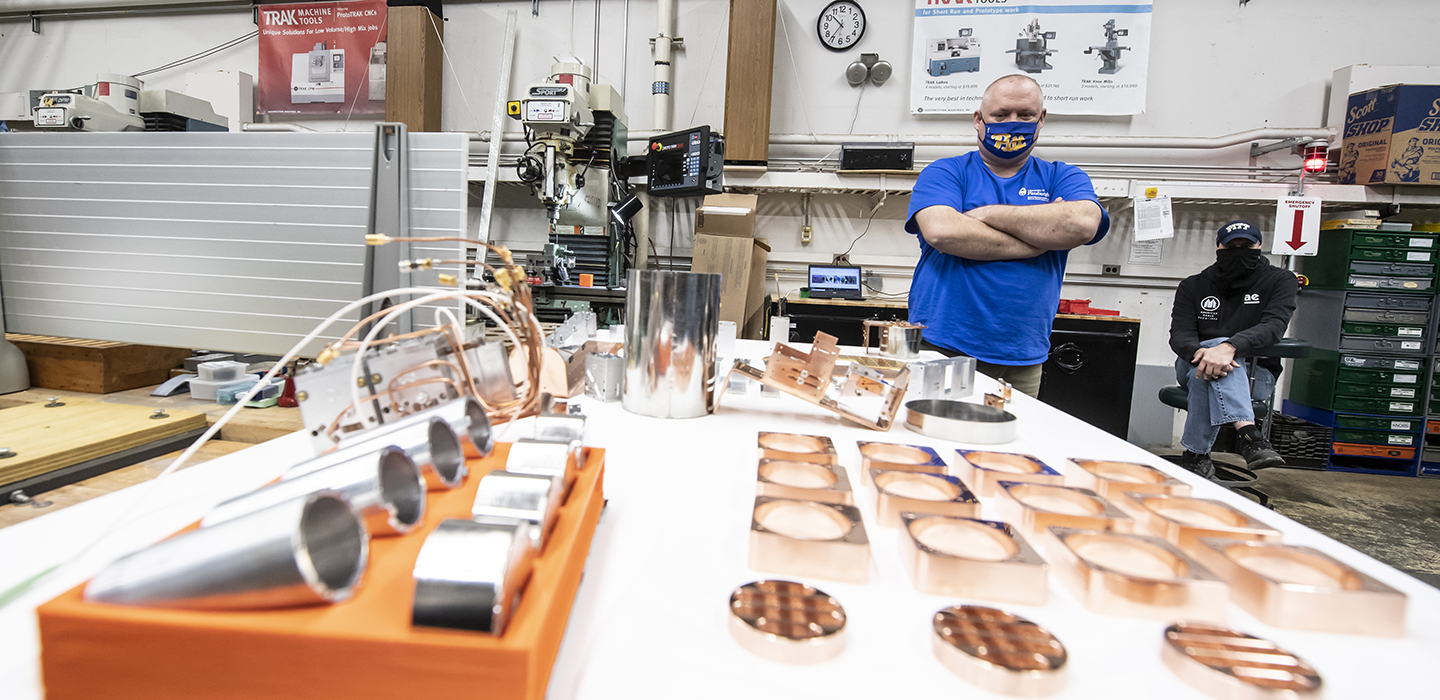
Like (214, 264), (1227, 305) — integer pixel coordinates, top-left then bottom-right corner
(1333, 396), (1422, 415)
(1335, 367), (1424, 386)
(1335, 382), (1421, 399)
(1342, 321), (1425, 338)
(1350, 231), (1437, 248)
(1333, 429), (1418, 447)
(1352, 246), (1435, 263)
(1335, 415), (1420, 432)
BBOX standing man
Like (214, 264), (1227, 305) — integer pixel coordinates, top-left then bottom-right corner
(1169, 220), (1298, 478)
(905, 74), (1110, 397)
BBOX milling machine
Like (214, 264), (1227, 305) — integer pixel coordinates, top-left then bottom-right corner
(1007, 19), (1055, 74)
(1083, 20), (1130, 75)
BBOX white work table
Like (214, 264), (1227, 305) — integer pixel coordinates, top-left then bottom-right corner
(3, 339), (1439, 698)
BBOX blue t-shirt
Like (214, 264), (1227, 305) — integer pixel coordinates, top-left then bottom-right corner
(904, 152), (1109, 365)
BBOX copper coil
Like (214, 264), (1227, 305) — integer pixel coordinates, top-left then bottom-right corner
(1162, 622), (1322, 698)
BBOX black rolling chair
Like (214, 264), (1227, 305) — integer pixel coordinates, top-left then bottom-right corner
(1158, 338), (1312, 506)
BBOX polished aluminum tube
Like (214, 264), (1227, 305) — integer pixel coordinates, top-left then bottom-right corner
(622, 270), (722, 419)
(882, 326), (924, 360)
(472, 470), (562, 551)
(535, 412), (585, 446)
(428, 396), (495, 458)
(412, 517), (534, 634)
(203, 446), (425, 536)
(506, 437), (580, 486)
(85, 491), (369, 610)
(289, 414), (468, 490)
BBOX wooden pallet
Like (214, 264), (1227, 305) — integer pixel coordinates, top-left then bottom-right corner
(7, 334), (191, 394)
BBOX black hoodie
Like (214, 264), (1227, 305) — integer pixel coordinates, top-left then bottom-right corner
(1169, 254), (1298, 376)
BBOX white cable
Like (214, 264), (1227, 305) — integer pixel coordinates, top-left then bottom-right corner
(427, 10), (484, 133)
(775, 7), (816, 142)
(685, 7), (729, 128)
(341, 13), (389, 132)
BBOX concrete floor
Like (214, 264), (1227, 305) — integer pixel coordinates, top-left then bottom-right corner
(1248, 466), (1440, 589)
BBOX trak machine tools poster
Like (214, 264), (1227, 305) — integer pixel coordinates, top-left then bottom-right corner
(911, 0), (1152, 116)
(258, 0), (386, 115)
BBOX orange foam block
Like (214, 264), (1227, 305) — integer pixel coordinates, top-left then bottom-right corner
(39, 444), (607, 700)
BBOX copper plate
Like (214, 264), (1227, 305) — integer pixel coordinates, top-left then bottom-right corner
(757, 459), (854, 505)
(857, 441), (948, 485)
(992, 481), (1133, 552)
(1162, 622), (1322, 699)
(954, 450), (1063, 497)
(1117, 494), (1281, 556)
(1065, 459), (1190, 501)
(728, 579), (847, 664)
(1190, 538), (1408, 637)
(870, 469), (979, 527)
(932, 605), (1066, 697)
(749, 497), (870, 584)
(758, 431), (838, 464)
(1047, 527), (1228, 621)
(900, 514), (1048, 606)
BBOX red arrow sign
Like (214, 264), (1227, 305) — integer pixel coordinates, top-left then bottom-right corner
(1287, 210), (1306, 250)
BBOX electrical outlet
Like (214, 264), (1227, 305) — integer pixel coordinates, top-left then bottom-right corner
(801, 225), (812, 244)
(1102, 265), (1121, 276)
(863, 271), (882, 292)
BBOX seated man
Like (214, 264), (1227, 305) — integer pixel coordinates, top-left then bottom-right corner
(1169, 220), (1298, 478)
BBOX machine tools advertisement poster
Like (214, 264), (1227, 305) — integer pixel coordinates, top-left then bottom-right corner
(257, 0), (386, 115)
(911, 1), (1152, 116)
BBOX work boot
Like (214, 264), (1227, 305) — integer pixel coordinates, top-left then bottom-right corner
(1178, 450), (1215, 480)
(1236, 431), (1285, 469)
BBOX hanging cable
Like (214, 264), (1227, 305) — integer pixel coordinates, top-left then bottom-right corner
(131, 30), (257, 78)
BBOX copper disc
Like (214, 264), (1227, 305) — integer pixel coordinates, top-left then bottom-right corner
(932, 605), (1066, 694)
(1163, 622), (1322, 698)
(729, 580), (846, 664)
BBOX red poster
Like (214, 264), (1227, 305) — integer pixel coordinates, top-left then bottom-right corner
(257, 0), (387, 115)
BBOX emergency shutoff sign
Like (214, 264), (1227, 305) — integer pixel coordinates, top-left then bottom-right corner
(1272, 196), (1321, 257)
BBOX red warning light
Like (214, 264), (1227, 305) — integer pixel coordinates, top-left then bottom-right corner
(1302, 143), (1328, 174)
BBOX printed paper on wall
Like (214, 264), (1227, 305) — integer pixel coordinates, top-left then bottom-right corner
(911, 0), (1153, 116)
(257, 0), (387, 115)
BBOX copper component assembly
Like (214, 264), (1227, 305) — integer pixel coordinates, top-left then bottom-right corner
(1064, 458), (1190, 501)
(953, 451), (1062, 497)
(992, 482), (1132, 550)
(727, 332), (911, 431)
(1190, 538), (1408, 637)
(932, 605), (1067, 697)
(757, 460), (854, 505)
(869, 469), (979, 528)
(1162, 622), (1322, 700)
(856, 441), (947, 486)
(757, 432), (838, 464)
(727, 580), (847, 664)
(1117, 494), (1280, 555)
(1046, 527), (1228, 621)
(899, 514), (1048, 606)
(749, 496), (870, 584)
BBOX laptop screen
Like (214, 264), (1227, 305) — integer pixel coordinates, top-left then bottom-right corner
(808, 265), (864, 299)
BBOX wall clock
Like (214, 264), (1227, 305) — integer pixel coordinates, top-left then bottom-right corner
(817, 1), (865, 52)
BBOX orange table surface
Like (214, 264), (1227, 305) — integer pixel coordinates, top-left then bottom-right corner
(38, 444), (606, 700)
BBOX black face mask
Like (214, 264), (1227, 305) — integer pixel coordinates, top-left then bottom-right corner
(1214, 247), (1264, 286)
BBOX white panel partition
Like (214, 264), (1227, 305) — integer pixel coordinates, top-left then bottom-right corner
(0, 130), (467, 357)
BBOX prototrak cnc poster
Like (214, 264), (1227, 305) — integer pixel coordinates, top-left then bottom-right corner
(257, 0), (386, 115)
(911, 0), (1153, 116)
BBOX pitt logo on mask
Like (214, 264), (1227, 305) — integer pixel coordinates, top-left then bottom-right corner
(981, 121), (1038, 160)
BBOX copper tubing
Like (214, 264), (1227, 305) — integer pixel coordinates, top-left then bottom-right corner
(1116, 493), (1281, 555)
(1189, 538), (1408, 637)
(1162, 622), (1322, 699)
(953, 450), (1062, 497)
(1065, 459), (1190, 501)
(932, 605), (1067, 697)
(1046, 527), (1229, 621)
(757, 432), (838, 464)
(749, 497), (870, 584)
(900, 514), (1048, 606)
(869, 469), (979, 528)
(728, 580), (847, 664)
(857, 441), (947, 486)
(757, 460), (854, 505)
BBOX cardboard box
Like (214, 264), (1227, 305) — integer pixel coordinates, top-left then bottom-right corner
(1340, 84), (1440, 186)
(691, 194), (769, 339)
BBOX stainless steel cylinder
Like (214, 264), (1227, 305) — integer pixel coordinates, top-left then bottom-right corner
(203, 446), (425, 537)
(882, 326), (924, 360)
(471, 470), (563, 551)
(622, 269), (722, 419)
(506, 437), (581, 487)
(289, 415), (467, 491)
(412, 517), (535, 634)
(85, 491), (369, 610)
(585, 352), (624, 402)
(429, 396), (495, 459)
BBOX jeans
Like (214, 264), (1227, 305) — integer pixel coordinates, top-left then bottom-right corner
(1174, 337), (1276, 454)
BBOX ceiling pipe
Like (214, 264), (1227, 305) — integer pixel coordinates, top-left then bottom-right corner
(3, 0), (242, 11)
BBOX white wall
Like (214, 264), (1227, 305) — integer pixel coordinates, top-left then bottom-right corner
(4, 0), (1439, 445)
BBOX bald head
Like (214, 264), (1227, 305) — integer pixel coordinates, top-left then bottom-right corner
(979, 74), (1044, 114)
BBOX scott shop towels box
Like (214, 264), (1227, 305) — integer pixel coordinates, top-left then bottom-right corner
(1340, 84), (1440, 186)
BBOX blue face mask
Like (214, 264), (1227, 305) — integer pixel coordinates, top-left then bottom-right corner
(980, 120), (1038, 159)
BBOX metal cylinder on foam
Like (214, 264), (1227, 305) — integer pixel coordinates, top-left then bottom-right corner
(412, 517), (534, 634)
(289, 413), (468, 490)
(622, 270), (722, 419)
(203, 445), (425, 536)
(426, 395), (495, 459)
(85, 491), (369, 610)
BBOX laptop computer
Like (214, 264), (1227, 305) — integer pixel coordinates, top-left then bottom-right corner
(807, 265), (864, 300)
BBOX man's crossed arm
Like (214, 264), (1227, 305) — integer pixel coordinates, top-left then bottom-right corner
(914, 200), (1103, 261)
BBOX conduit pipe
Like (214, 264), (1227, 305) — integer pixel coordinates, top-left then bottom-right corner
(3, 0), (229, 10)
(651, 0), (676, 131)
(471, 126), (1335, 150)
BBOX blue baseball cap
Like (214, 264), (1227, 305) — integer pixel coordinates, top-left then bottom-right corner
(1216, 220), (1262, 246)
